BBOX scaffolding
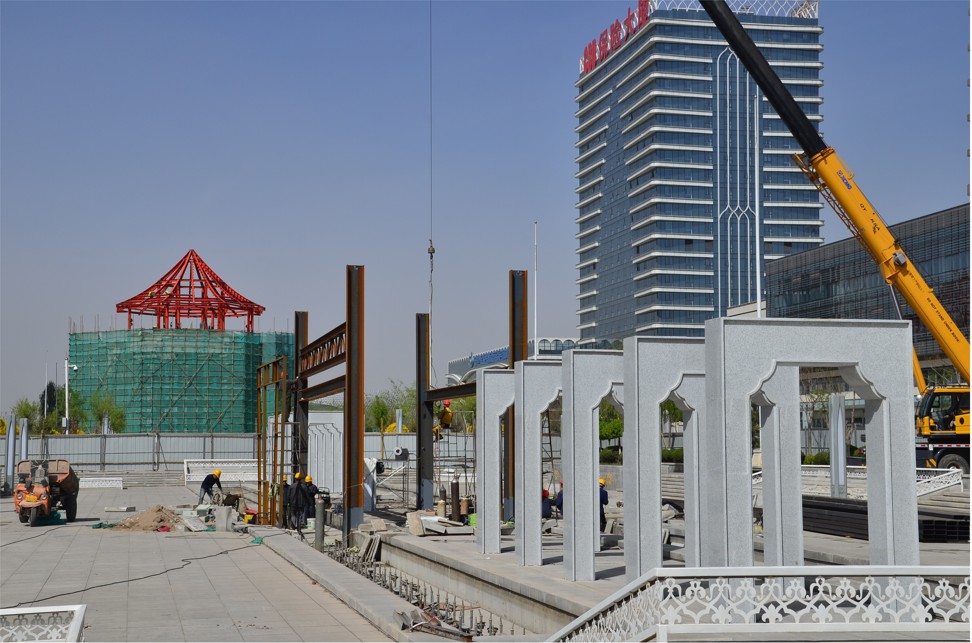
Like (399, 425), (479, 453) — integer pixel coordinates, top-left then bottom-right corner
(69, 329), (293, 433)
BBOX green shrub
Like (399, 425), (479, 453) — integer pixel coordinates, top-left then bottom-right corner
(811, 451), (830, 465)
(599, 448), (622, 464)
(661, 448), (684, 463)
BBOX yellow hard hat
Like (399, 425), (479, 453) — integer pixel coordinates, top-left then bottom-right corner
(282, 476), (288, 483)
(295, 472), (303, 480)
(599, 478), (605, 486)
(305, 475), (312, 483)
(214, 469), (221, 477)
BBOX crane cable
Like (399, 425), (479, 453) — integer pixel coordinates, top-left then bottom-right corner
(428, 0), (443, 500)
(427, 0), (436, 389)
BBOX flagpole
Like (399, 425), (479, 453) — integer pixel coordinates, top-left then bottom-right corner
(533, 221), (538, 359)
(44, 355), (48, 419)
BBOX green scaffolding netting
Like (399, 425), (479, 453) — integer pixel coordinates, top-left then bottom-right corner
(69, 329), (293, 433)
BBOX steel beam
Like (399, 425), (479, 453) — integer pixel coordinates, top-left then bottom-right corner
(427, 383), (475, 403)
(299, 323), (347, 379)
(294, 311), (309, 477)
(504, 270), (528, 520)
(415, 314), (434, 510)
(344, 265), (365, 536)
(301, 375), (347, 402)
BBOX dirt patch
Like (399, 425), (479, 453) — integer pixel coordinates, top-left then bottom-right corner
(113, 504), (184, 531)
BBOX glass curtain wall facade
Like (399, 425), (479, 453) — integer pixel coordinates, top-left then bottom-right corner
(766, 204), (970, 371)
(574, 0), (824, 344)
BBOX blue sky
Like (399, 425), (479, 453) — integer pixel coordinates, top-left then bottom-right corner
(1, 0), (969, 415)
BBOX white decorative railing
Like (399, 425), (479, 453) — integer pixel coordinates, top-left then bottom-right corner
(552, 566), (969, 642)
(801, 465), (868, 479)
(0, 605), (86, 642)
(79, 477), (124, 489)
(652, 0), (818, 19)
(183, 459), (259, 490)
(751, 467), (963, 500)
(916, 469), (965, 497)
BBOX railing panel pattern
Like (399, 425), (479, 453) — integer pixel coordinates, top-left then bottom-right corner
(554, 567), (969, 642)
(0, 605), (86, 642)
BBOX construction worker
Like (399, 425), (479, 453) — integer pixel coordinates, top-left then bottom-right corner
(199, 469), (222, 504)
(291, 472), (309, 529)
(541, 489), (552, 520)
(438, 400), (453, 430)
(304, 475), (320, 521)
(281, 476), (291, 528)
(435, 400), (453, 442)
(599, 478), (609, 532)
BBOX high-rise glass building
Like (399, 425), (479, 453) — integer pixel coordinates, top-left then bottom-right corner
(574, 0), (824, 345)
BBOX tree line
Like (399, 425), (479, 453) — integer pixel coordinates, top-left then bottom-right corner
(5, 382), (125, 435)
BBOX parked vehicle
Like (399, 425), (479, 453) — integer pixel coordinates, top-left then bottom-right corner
(13, 459), (80, 526)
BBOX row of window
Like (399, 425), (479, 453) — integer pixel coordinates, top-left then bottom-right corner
(637, 40), (820, 64)
(636, 238), (713, 254)
(639, 291), (713, 306)
(646, 273), (713, 289)
(629, 166), (711, 188)
(636, 308), (712, 324)
(627, 111), (712, 136)
(636, 255), (715, 271)
(632, 184), (714, 203)
(629, 130), (713, 154)
(634, 218), (712, 235)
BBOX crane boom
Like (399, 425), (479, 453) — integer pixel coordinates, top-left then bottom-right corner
(699, 0), (970, 384)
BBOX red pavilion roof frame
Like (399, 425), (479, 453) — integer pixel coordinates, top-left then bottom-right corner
(116, 249), (265, 332)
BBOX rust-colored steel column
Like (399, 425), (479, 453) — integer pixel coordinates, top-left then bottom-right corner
(256, 366), (267, 524)
(415, 313), (435, 510)
(294, 311), (309, 477)
(344, 265), (365, 536)
(504, 270), (528, 520)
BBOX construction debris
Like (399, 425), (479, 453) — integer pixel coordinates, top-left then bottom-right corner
(398, 608), (472, 642)
(113, 504), (184, 531)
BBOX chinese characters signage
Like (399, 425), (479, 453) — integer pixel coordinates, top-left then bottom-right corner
(580, 0), (652, 76)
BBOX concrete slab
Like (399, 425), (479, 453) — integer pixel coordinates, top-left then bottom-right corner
(0, 485), (391, 643)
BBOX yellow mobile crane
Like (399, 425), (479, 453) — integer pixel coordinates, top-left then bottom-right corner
(700, 0), (970, 472)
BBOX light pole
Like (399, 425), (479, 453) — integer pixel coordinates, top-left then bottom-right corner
(64, 358), (78, 433)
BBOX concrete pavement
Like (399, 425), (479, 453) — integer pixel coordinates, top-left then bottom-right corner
(0, 485), (392, 642)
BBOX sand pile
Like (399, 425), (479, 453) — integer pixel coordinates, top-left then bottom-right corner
(113, 504), (184, 531)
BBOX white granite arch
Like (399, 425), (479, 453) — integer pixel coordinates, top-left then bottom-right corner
(475, 368), (515, 554)
(702, 318), (918, 567)
(622, 337), (705, 580)
(513, 360), (562, 566)
(562, 350), (623, 581)
(752, 365), (803, 566)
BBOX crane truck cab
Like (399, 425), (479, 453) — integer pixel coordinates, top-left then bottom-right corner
(916, 386), (970, 473)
